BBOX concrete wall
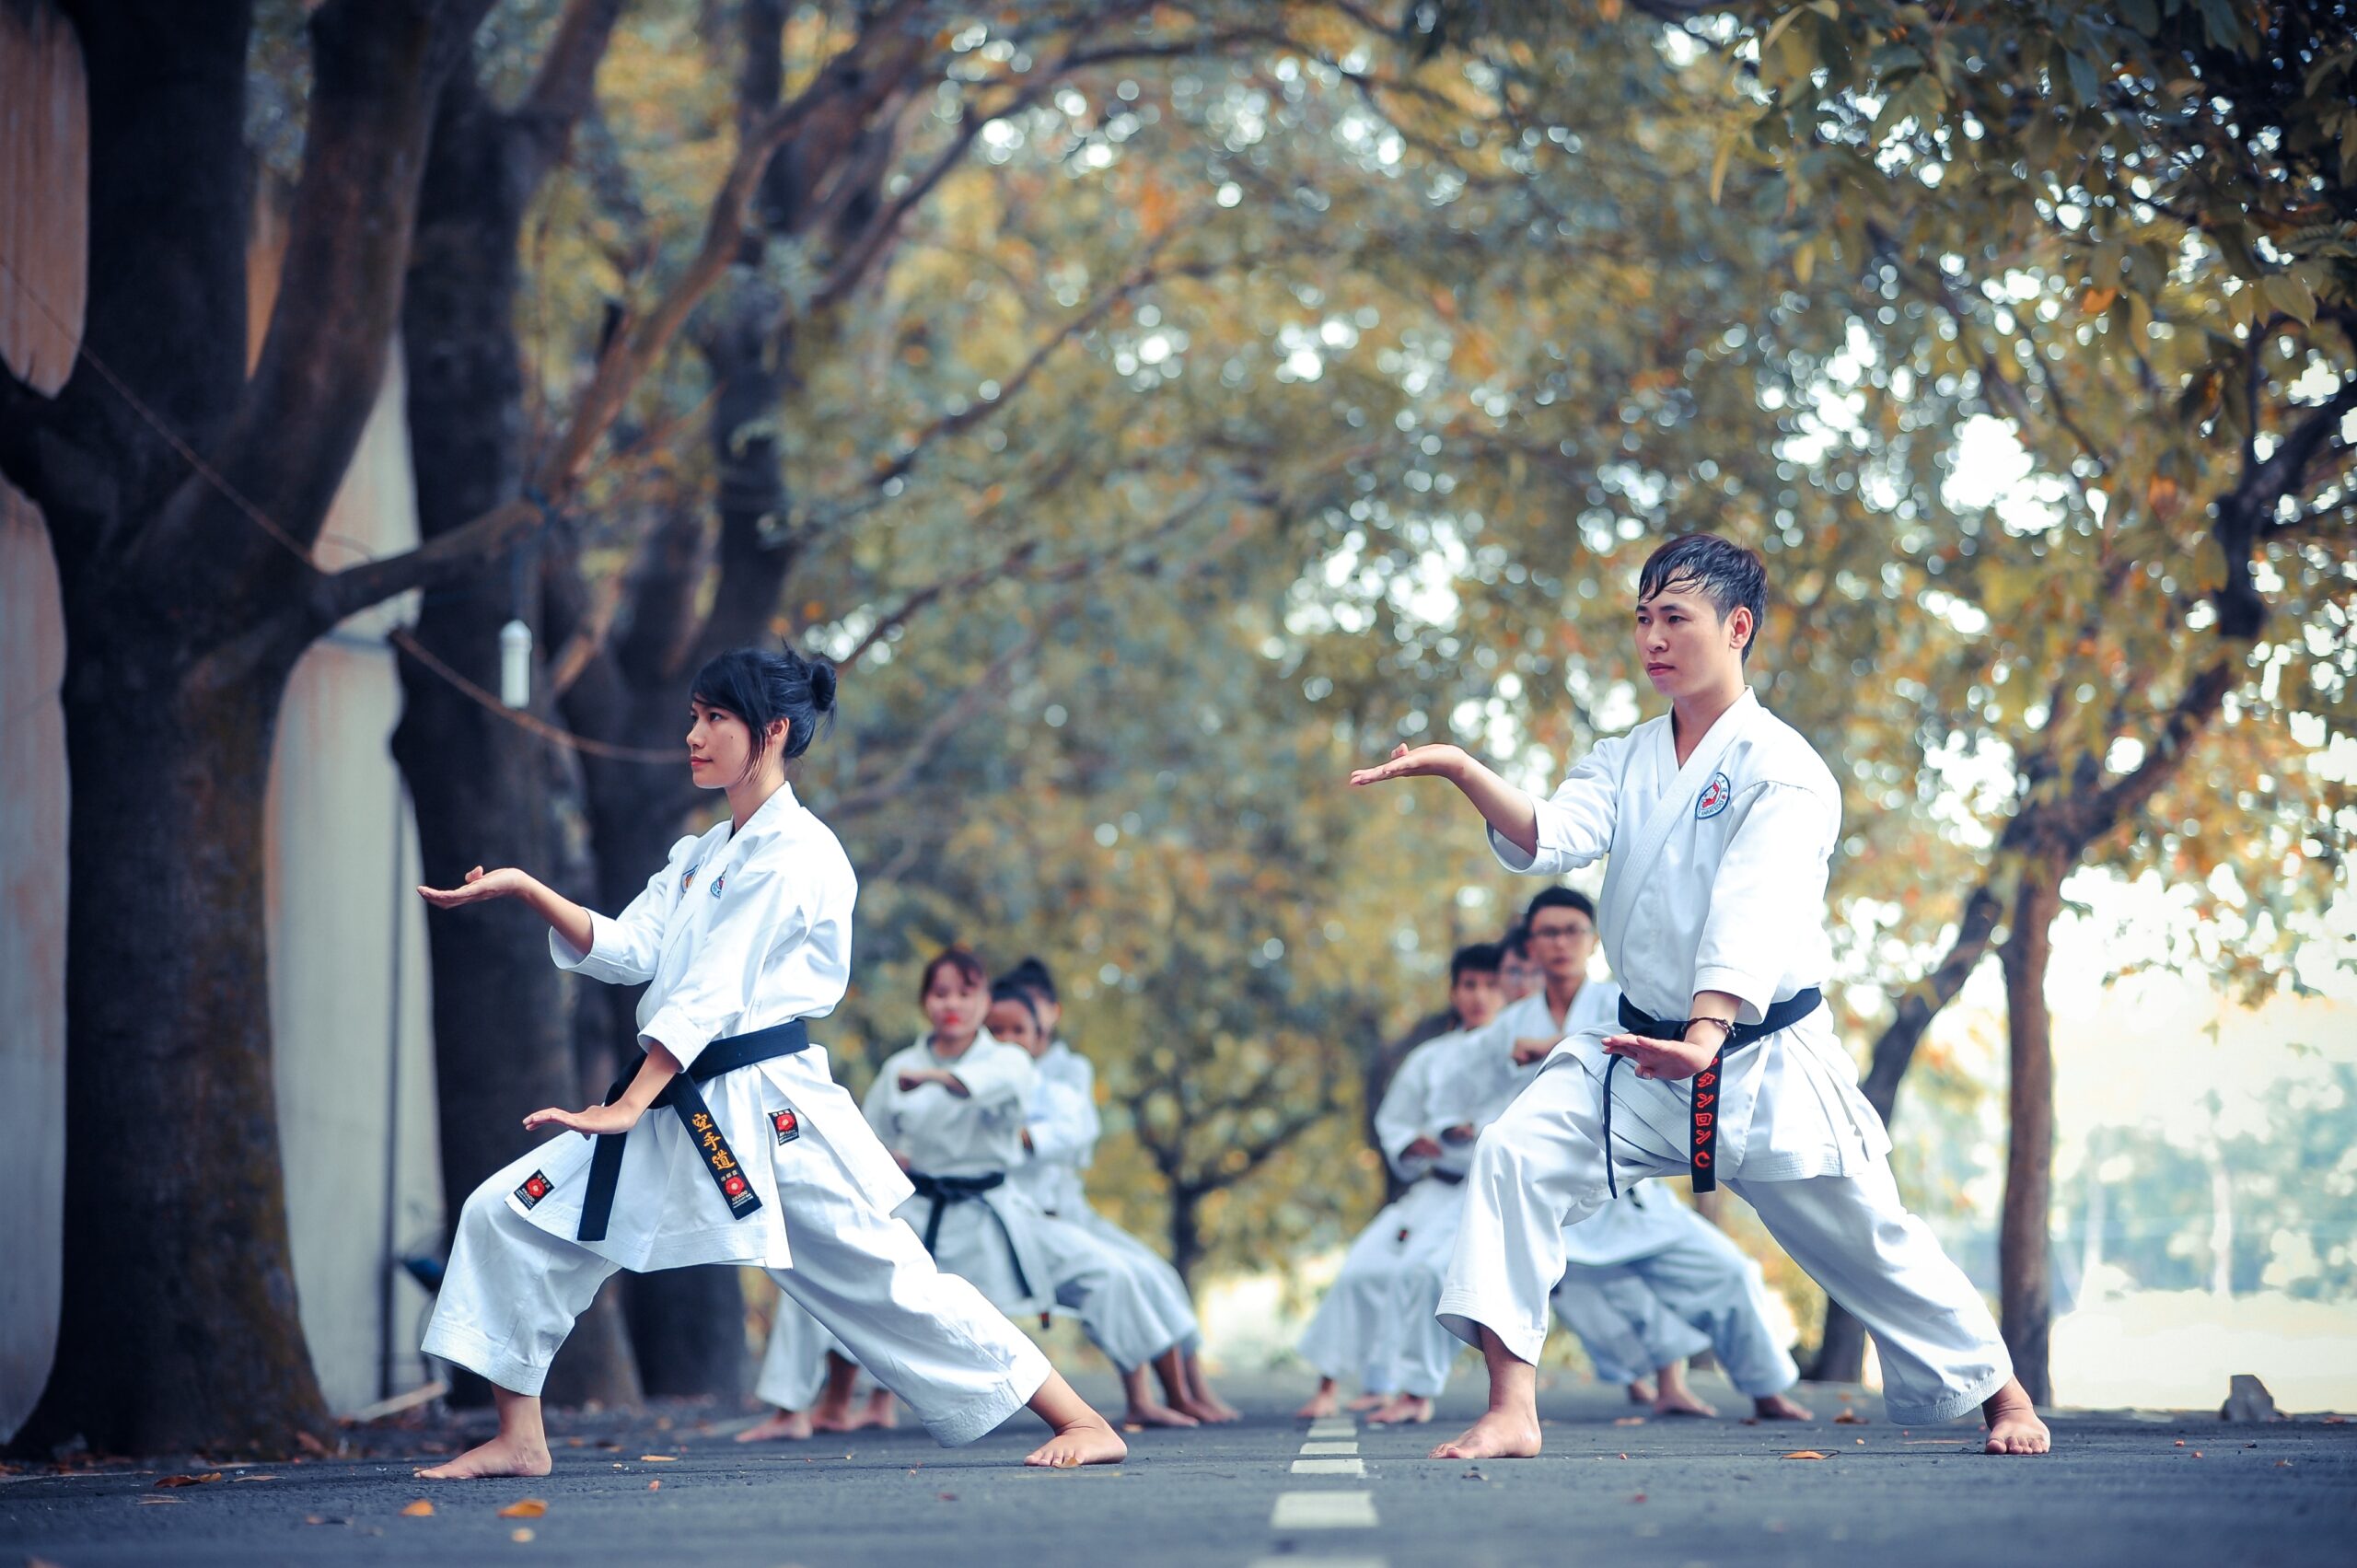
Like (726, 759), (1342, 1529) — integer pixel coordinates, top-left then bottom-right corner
(0, 480), (69, 1442)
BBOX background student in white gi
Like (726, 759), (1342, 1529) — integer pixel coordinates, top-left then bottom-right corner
(412, 648), (1126, 1477)
(1351, 533), (2049, 1459)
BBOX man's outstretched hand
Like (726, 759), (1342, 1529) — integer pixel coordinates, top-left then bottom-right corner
(1349, 743), (1469, 787)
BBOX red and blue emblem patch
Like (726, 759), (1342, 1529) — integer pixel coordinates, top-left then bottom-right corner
(772, 1109), (801, 1144)
(1696, 771), (1733, 819)
(515, 1169), (553, 1209)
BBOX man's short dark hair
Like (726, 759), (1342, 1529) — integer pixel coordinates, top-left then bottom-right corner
(1450, 942), (1504, 981)
(1525, 887), (1596, 926)
(1499, 926), (1530, 959)
(1637, 533), (1768, 660)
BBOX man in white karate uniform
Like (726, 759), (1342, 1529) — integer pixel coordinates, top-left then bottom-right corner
(1352, 533), (2047, 1458)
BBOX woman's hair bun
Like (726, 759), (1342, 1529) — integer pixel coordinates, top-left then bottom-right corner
(807, 658), (838, 713)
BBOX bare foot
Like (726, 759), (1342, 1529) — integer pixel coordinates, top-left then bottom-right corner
(1982, 1380), (2051, 1456)
(1026, 1412), (1129, 1468)
(1754, 1392), (1814, 1422)
(1346, 1392), (1389, 1412)
(1123, 1400), (1201, 1428)
(1189, 1384), (1243, 1423)
(1296, 1386), (1341, 1420)
(1367, 1394), (1434, 1425)
(852, 1390), (898, 1431)
(1653, 1385), (1720, 1419)
(1429, 1409), (1542, 1459)
(734, 1409), (814, 1443)
(1625, 1379), (1655, 1404)
(414, 1434), (552, 1480)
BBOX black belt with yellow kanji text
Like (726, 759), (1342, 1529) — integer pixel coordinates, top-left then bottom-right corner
(1602, 989), (1822, 1197)
(575, 1018), (813, 1242)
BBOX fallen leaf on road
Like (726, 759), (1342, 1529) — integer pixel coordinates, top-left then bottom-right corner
(1461, 1468), (1485, 1481)
(511, 1527), (536, 1542)
(1854, 1439), (1866, 1446)
(1618, 1452), (1629, 1460)
(2277, 1460), (2293, 1468)
(1613, 1416), (1645, 1426)
(2174, 1439), (2186, 1447)
(155, 1471), (224, 1488)
(496, 1499), (548, 1518)
(1833, 1412), (1866, 1424)
(401, 1498), (435, 1516)
(296, 1431), (331, 1457)
(232, 1474), (282, 1482)
(1631, 1493), (1647, 1504)
(134, 1497), (182, 1505)
(638, 1455), (678, 1463)
(1782, 1450), (1831, 1460)
(935, 1492), (958, 1502)
(648, 1480), (662, 1491)
(1120, 1424), (1144, 1434)
(2191, 1450), (2204, 1458)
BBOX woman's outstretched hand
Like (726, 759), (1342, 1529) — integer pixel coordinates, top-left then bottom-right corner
(1348, 743), (1469, 787)
(1599, 1032), (1718, 1082)
(523, 1101), (644, 1138)
(419, 865), (531, 909)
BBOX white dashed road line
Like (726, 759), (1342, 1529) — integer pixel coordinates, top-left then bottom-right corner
(1264, 1416), (1383, 1550)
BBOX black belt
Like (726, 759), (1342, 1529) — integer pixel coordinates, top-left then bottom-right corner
(907, 1170), (1033, 1298)
(576, 1018), (813, 1242)
(1422, 1167), (1466, 1186)
(1603, 990), (1822, 1196)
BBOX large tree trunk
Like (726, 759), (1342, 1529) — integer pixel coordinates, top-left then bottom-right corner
(1996, 865), (2061, 1405)
(15, 645), (335, 1456)
(395, 59), (639, 1409)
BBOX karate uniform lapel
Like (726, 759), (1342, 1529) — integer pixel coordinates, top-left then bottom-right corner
(1599, 690), (1759, 945)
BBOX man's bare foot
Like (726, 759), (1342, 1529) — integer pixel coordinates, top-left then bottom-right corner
(1123, 1400), (1200, 1428)
(1982, 1379), (2050, 1455)
(1625, 1379), (1655, 1404)
(1296, 1385), (1341, 1420)
(851, 1390), (897, 1430)
(1367, 1394), (1434, 1425)
(735, 1408), (814, 1443)
(1653, 1384), (1719, 1418)
(1429, 1409), (1541, 1459)
(1346, 1391), (1388, 1411)
(1186, 1377), (1242, 1423)
(1753, 1392), (1813, 1422)
(1172, 1393), (1231, 1425)
(1026, 1412), (1129, 1468)
(414, 1434), (552, 1480)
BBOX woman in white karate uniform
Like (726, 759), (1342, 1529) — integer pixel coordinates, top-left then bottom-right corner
(412, 647), (1125, 1478)
(996, 959), (1239, 1423)
(862, 953), (1184, 1403)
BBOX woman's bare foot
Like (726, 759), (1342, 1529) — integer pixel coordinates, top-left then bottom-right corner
(1123, 1400), (1201, 1428)
(1753, 1392), (1814, 1422)
(1027, 1411), (1130, 1468)
(414, 1433), (552, 1480)
(1346, 1392), (1388, 1412)
(1625, 1379), (1655, 1404)
(1653, 1365), (1718, 1418)
(735, 1408), (814, 1443)
(1296, 1382), (1342, 1420)
(1428, 1408), (1541, 1459)
(1982, 1379), (2051, 1455)
(1367, 1394), (1434, 1425)
(852, 1389), (898, 1430)
(1184, 1361), (1242, 1423)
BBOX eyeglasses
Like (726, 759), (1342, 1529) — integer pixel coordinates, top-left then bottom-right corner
(1526, 924), (1594, 941)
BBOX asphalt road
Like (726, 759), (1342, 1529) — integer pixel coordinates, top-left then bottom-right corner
(5, 1372), (2351, 1567)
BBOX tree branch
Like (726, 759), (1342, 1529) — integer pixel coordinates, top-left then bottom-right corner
(513, 0), (630, 186)
(306, 498), (543, 628)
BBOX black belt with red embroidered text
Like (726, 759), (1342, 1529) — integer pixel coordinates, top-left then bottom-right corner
(1602, 990), (1822, 1196)
(575, 1018), (813, 1242)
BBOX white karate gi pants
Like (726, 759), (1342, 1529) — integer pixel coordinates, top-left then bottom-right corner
(1069, 1204), (1202, 1355)
(1550, 1269), (1710, 1386)
(1550, 1219), (1797, 1397)
(1437, 1056), (2011, 1424)
(753, 1294), (848, 1411)
(906, 1198), (1177, 1375)
(424, 1111), (1050, 1447)
(1297, 1179), (1467, 1398)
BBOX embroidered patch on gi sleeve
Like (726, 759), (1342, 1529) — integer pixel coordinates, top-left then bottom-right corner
(772, 1109), (801, 1144)
(516, 1170), (554, 1209)
(711, 872), (726, 897)
(1696, 771), (1733, 819)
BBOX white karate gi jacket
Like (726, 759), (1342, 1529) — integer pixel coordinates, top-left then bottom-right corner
(1008, 1041), (1100, 1216)
(865, 1032), (1057, 1309)
(519, 783), (911, 1272)
(1491, 689), (1889, 1182)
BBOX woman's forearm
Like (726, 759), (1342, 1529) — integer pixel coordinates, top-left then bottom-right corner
(617, 1040), (685, 1112)
(520, 875), (596, 957)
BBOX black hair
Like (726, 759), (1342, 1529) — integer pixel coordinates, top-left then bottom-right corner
(987, 981), (1041, 1025)
(920, 947), (988, 998)
(1450, 941), (1504, 981)
(1636, 533), (1768, 661)
(1525, 887), (1596, 925)
(1499, 926), (1530, 959)
(1001, 956), (1059, 1005)
(690, 645), (839, 776)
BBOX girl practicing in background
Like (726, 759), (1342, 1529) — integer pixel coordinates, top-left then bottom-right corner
(412, 648), (1124, 1476)
(998, 958), (1239, 1424)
